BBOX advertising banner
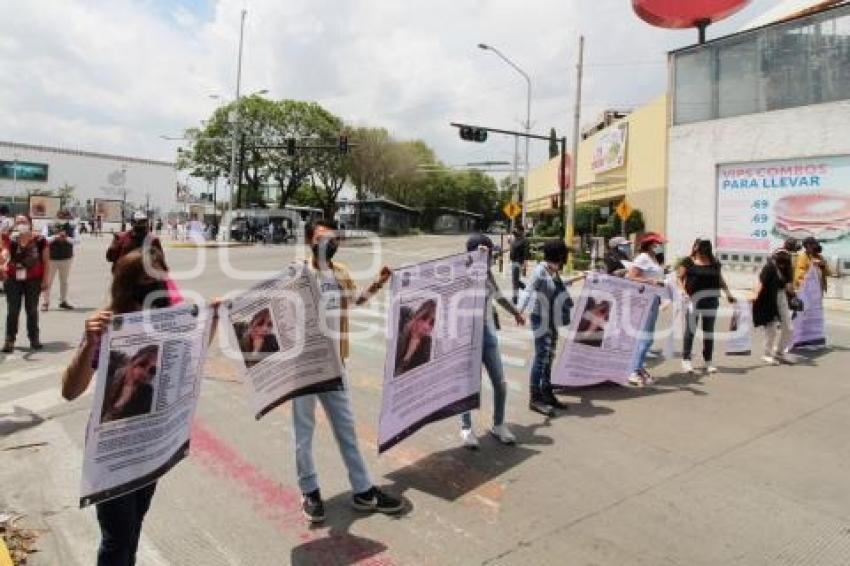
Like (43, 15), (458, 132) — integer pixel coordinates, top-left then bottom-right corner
(553, 274), (663, 387)
(791, 266), (826, 350)
(591, 123), (628, 174)
(225, 263), (344, 419)
(716, 155), (850, 257)
(378, 251), (487, 453)
(80, 303), (213, 507)
(94, 199), (124, 223)
(28, 195), (61, 219)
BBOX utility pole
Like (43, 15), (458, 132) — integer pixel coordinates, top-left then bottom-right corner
(227, 9), (246, 236)
(567, 35), (584, 271)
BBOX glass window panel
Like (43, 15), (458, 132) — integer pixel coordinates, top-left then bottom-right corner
(718, 38), (759, 118)
(817, 11), (850, 104)
(674, 49), (714, 124)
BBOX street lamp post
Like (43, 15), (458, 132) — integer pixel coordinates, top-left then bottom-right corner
(478, 43), (531, 228)
(227, 8), (247, 237)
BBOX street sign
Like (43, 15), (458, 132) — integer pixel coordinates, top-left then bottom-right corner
(615, 200), (633, 221)
(503, 201), (522, 220)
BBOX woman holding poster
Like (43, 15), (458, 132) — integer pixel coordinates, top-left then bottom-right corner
(753, 248), (795, 365)
(60, 248), (217, 566)
(794, 237), (830, 294)
(394, 299), (437, 376)
(678, 239), (736, 374)
(626, 233), (666, 386)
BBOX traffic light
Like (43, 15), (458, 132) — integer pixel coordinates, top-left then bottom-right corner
(459, 126), (488, 143)
(286, 138), (296, 156)
(338, 135), (349, 154)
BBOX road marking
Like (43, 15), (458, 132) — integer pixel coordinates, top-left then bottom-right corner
(0, 364), (66, 388)
(0, 388), (65, 419)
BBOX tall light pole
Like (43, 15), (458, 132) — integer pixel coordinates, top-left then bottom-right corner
(226, 8), (247, 239)
(567, 36), (584, 270)
(478, 43), (531, 228)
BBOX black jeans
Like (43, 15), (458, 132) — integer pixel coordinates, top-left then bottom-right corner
(4, 278), (41, 342)
(96, 483), (157, 566)
(510, 261), (525, 304)
(683, 304), (718, 363)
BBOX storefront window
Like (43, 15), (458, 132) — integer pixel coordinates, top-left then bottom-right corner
(673, 4), (850, 124)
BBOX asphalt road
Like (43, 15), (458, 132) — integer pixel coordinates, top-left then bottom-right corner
(2, 235), (850, 566)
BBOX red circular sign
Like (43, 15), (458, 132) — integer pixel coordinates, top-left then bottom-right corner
(632, 0), (752, 29)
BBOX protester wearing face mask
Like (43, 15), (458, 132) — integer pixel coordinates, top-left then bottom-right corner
(626, 232), (667, 386)
(605, 236), (631, 276)
(794, 236), (831, 295)
(106, 211), (163, 272)
(753, 248), (796, 365)
(294, 219), (403, 524)
(61, 247), (219, 566)
(458, 234), (526, 448)
(41, 209), (80, 310)
(519, 238), (584, 416)
(1, 214), (49, 352)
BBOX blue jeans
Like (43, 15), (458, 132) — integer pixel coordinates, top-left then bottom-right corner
(633, 296), (661, 372)
(529, 315), (556, 396)
(292, 385), (372, 495)
(461, 324), (506, 429)
(95, 482), (157, 566)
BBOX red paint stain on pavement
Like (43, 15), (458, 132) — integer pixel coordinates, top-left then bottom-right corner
(190, 420), (396, 566)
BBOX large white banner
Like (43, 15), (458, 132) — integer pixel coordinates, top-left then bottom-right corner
(716, 156), (850, 257)
(553, 274), (662, 387)
(80, 303), (213, 507)
(791, 266), (827, 350)
(225, 263), (344, 419)
(378, 251), (487, 453)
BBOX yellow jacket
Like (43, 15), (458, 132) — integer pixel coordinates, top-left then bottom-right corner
(794, 252), (829, 294)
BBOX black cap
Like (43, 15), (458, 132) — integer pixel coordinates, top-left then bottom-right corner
(783, 238), (802, 252)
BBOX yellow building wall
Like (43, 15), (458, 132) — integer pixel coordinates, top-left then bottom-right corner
(525, 94), (668, 233)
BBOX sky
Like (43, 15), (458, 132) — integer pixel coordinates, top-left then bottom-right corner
(0, 0), (781, 177)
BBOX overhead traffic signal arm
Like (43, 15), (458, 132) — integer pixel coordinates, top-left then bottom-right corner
(252, 135), (352, 155)
(450, 122), (552, 143)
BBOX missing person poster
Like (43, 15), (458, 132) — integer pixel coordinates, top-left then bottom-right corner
(93, 199), (123, 223)
(791, 266), (826, 350)
(225, 263), (344, 419)
(80, 303), (214, 507)
(553, 274), (663, 387)
(725, 301), (754, 356)
(378, 251), (488, 453)
(28, 195), (61, 219)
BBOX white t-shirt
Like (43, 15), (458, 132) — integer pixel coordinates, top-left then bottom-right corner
(632, 252), (664, 282)
(318, 269), (343, 344)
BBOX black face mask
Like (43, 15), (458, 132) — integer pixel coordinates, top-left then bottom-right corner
(312, 240), (338, 264)
(133, 224), (148, 238)
(134, 280), (169, 309)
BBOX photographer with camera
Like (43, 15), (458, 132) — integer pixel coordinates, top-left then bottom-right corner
(41, 209), (79, 310)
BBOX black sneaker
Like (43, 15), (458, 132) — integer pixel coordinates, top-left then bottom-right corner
(301, 489), (325, 523)
(2, 340), (13, 353)
(30, 341), (43, 351)
(59, 301), (74, 310)
(529, 399), (555, 417)
(352, 487), (403, 514)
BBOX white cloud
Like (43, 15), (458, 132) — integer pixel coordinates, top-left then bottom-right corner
(0, 0), (778, 170)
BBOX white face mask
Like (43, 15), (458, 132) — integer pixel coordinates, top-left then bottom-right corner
(16, 223), (31, 235)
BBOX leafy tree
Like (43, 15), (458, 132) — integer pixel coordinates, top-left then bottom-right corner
(56, 183), (75, 207)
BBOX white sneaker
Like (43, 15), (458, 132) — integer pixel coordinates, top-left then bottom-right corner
(460, 428), (479, 450)
(762, 355), (780, 365)
(628, 372), (643, 387)
(681, 360), (694, 373)
(490, 424), (516, 445)
(706, 365), (718, 374)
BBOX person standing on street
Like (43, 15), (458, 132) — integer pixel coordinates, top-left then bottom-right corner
(41, 209), (79, 310)
(794, 236), (831, 295)
(508, 226), (530, 304)
(61, 247), (217, 566)
(106, 212), (163, 272)
(753, 248), (796, 365)
(295, 219), (403, 524)
(0, 205), (12, 296)
(519, 239), (582, 416)
(678, 239), (736, 374)
(604, 236), (631, 276)
(459, 234), (526, 448)
(1, 214), (49, 352)
(626, 233), (667, 386)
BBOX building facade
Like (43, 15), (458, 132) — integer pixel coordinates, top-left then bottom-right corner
(525, 95), (668, 235)
(666, 3), (850, 273)
(0, 141), (177, 221)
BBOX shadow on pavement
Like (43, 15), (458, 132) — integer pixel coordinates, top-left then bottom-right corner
(0, 406), (46, 436)
(290, 487), (411, 566)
